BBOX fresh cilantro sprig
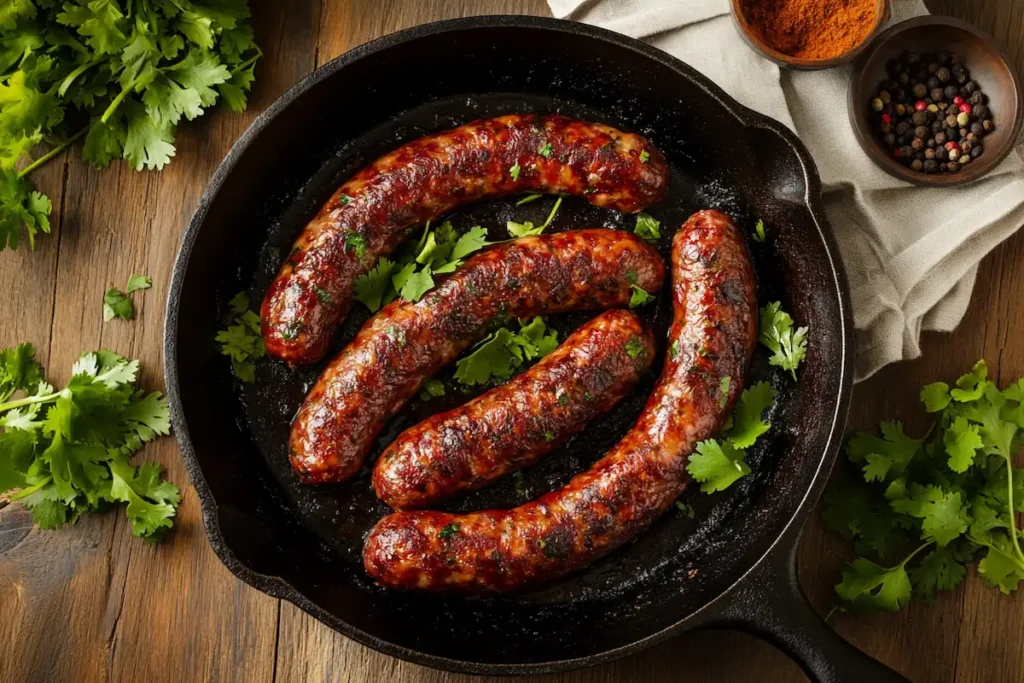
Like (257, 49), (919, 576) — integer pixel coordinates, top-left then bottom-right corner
(0, 1), (261, 251)
(759, 301), (808, 380)
(103, 273), (151, 322)
(215, 291), (264, 383)
(753, 219), (766, 243)
(453, 317), (558, 387)
(686, 381), (777, 493)
(0, 343), (177, 542)
(824, 360), (1024, 612)
(507, 197), (562, 238)
(353, 221), (491, 312)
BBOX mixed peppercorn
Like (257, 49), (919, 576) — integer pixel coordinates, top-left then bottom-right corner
(869, 51), (995, 175)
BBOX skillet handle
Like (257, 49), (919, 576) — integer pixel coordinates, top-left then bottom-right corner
(710, 535), (911, 683)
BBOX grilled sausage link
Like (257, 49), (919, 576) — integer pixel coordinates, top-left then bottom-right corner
(290, 230), (665, 484)
(362, 209), (756, 591)
(373, 310), (656, 510)
(262, 114), (668, 365)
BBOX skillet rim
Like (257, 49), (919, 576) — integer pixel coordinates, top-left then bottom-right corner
(163, 14), (854, 675)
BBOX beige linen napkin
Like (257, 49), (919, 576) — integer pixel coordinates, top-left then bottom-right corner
(548, 0), (1024, 380)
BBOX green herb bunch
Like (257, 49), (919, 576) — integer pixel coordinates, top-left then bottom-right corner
(0, 343), (177, 542)
(0, 0), (260, 250)
(825, 360), (1024, 610)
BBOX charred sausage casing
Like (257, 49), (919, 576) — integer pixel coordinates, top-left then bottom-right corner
(262, 114), (669, 365)
(362, 209), (757, 591)
(373, 309), (656, 510)
(290, 229), (666, 484)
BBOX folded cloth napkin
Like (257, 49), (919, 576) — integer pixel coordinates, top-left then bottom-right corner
(548, 0), (1024, 381)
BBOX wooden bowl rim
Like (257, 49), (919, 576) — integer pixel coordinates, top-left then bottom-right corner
(729, 0), (890, 70)
(848, 14), (1024, 188)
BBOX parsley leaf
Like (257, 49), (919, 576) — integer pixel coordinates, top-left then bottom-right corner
(215, 291), (264, 382)
(0, 346), (176, 542)
(634, 213), (660, 242)
(758, 302), (808, 380)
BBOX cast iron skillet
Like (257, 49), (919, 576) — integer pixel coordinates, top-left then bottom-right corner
(164, 15), (909, 682)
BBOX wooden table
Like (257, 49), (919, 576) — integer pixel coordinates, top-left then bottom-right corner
(1, 1), (1022, 681)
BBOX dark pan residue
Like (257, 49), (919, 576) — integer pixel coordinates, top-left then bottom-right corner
(167, 16), (851, 674)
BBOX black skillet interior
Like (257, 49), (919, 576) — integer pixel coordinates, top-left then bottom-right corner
(166, 16), (853, 675)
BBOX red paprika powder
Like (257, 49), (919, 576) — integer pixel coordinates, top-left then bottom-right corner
(741, 0), (879, 61)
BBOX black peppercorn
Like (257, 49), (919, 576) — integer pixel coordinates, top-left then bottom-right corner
(969, 90), (984, 106)
(894, 87), (907, 101)
(911, 159), (924, 171)
(914, 125), (929, 139)
(936, 147), (948, 161)
(952, 62), (965, 76)
(904, 52), (920, 66)
(912, 111), (928, 126)
(961, 139), (974, 153)
(956, 71), (968, 85)
(927, 76), (941, 90)
(912, 83), (927, 98)
(884, 133), (897, 147)
(974, 104), (989, 119)
(931, 120), (944, 134)
(900, 145), (914, 158)
(928, 62), (940, 74)
(879, 90), (892, 104)
(960, 126), (969, 138)
(887, 59), (902, 76)
(947, 127), (960, 141)
(898, 72), (910, 85)
(896, 121), (912, 136)
(964, 80), (978, 95)
(925, 148), (936, 159)
(930, 87), (944, 102)
(945, 114), (958, 128)
(943, 85), (959, 100)
(969, 121), (984, 137)
(938, 51), (952, 65)
(924, 159), (938, 173)
(946, 104), (959, 116)
(971, 145), (983, 159)
(911, 138), (924, 151)
(934, 131), (946, 145)
(936, 67), (951, 82)
(948, 161), (960, 173)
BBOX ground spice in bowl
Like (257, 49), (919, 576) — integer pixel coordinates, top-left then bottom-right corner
(742, 0), (880, 61)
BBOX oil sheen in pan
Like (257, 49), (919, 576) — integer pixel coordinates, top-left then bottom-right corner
(228, 92), (791, 605)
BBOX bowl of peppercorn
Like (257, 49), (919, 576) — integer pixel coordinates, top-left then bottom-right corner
(850, 16), (1023, 186)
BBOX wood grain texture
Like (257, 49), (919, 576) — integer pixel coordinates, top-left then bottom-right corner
(0, 1), (1022, 682)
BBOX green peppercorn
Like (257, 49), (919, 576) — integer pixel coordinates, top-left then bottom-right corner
(895, 103), (907, 116)
(945, 114), (958, 128)
(912, 83), (927, 98)
(871, 97), (883, 112)
(956, 112), (970, 127)
(879, 90), (891, 104)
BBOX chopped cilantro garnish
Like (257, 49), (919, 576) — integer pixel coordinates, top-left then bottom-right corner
(634, 213), (661, 242)
(625, 335), (646, 361)
(345, 232), (366, 259)
(629, 285), (654, 308)
(103, 274), (152, 322)
(719, 376), (731, 408)
(507, 197), (563, 238)
(418, 379), (446, 401)
(538, 142), (554, 158)
(753, 219), (766, 243)
(639, 150), (650, 163)
(510, 163), (521, 181)
(338, 193), (354, 205)
(453, 317), (558, 387)
(438, 523), (460, 540)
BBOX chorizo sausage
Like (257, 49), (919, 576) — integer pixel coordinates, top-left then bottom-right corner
(373, 309), (656, 509)
(290, 229), (665, 484)
(362, 209), (756, 591)
(262, 114), (668, 365)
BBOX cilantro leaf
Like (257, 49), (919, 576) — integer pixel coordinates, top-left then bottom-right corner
(752, 219), (766, 243)
(353, 257), (396, 312)
(453, 318), (558, 387)
(634, 213), (660, 242)
(629, 285), (654, 308)
(890, 486), (969, 547)
(758, 302), (808, 380)
(0, 168), (51, 250)
(215, 291), (264, 382)
(943, 416), (982, 473)
(921, 382), (951, 413)
(727, 381), (776, 449)
(507, 197), (562, 238)
(910, 545), (967, 599)
(103, 287), (134, 321)
(835, 558), (912, 612)
(0, 342), (43, 401)
(686, 439), (751, 493)
(396, 265), (434, 303)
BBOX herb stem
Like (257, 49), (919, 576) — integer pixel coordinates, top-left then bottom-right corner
(0, 391), (58, 413)
(101, 77), (140, 124)
(901, 541), (933, 567)
(9, 476), (51, 501)
(18, 128), (88, 178)
(1001, 452), (1024, 564)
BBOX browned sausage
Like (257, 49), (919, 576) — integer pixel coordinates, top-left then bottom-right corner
(373, 310), (655, 510)
(262, 114), (668, 365)
(290, 229), (666, 484)
(362, 209), (756, 591)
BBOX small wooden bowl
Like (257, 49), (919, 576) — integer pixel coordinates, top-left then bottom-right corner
(730, 0), (889, 70)
(849, 16), (1024, 187)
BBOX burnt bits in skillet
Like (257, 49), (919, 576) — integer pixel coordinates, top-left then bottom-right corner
(166, 17), (848, 673)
